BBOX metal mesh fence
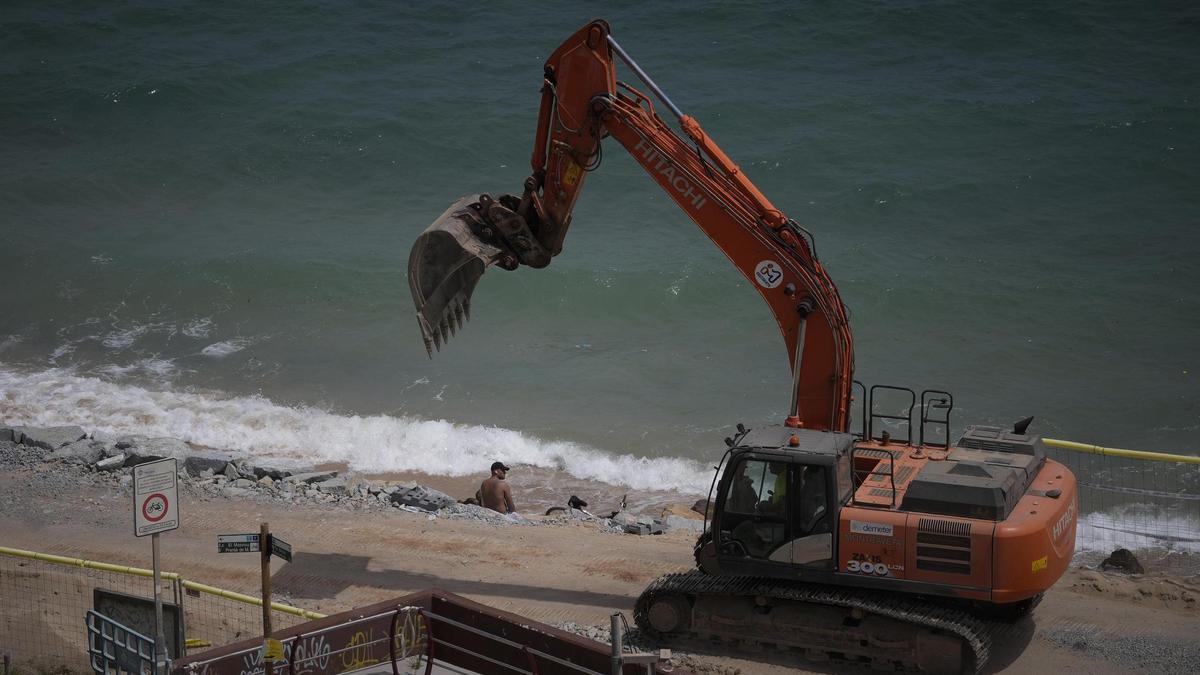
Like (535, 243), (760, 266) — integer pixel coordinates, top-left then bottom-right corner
(181, 584), (310, 652)
(0, 556), (154, 673)
(0, 553), (318, 675)
(1046, 447), (1200, 576)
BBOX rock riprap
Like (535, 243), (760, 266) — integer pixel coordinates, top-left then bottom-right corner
(2, 423), (704, 536)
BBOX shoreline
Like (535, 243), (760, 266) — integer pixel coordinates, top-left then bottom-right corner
(1, 424), (706, 535)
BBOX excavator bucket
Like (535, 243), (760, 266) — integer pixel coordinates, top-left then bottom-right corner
(407, 196), (505, 356)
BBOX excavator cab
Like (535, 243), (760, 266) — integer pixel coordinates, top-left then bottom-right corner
(699, 427), (856, 579)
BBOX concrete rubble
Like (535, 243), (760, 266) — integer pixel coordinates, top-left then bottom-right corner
(10, 425), (87, 451)
(0, 423), (707, 537)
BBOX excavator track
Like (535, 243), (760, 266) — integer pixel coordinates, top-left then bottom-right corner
(635, 571), (991, 674)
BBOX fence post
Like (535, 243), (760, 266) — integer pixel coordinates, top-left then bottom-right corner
(610, 613), (622, 675)
(174, 576), (187, 657)
(388, 609), (400, 675)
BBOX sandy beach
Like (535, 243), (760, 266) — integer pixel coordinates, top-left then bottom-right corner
(2, 438), (1199, 675)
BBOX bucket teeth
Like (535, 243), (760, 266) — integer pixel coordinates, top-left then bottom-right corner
(408, 195), (511, 357)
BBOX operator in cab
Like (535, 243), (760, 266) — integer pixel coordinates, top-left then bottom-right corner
(480, 461), (516, 514)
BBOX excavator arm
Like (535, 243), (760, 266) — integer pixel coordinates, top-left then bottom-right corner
(408, 20), (854, 432)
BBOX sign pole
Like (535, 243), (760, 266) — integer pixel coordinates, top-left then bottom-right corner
(133, 458), (179, 675)
(152, 531), (167, 675)
(261, 521), (273, 675)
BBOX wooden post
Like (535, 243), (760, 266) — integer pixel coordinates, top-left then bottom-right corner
(261, 522), (273, 675)
(610, 612), (622, 675)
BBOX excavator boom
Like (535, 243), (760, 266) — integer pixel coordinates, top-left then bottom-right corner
(408, 20), (854, 432)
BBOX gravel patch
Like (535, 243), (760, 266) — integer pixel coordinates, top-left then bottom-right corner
(1043, 623), (1200, 674)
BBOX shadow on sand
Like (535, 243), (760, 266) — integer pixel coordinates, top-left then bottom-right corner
(271, 551), (635, 609)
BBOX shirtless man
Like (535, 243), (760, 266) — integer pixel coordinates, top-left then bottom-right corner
(479, 461), (515, 514)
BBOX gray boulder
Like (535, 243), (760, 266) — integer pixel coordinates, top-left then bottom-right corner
(315, 476), (349, 495)
(96, 455), (126, 472)
(284, 470), (339, 484)
(222, 462), (241, 480)
(389, 484), (456, 512)
(239, 461), (294, 481)
(664, 515), (705, 534)
(0, 427), (14, 443)
(182, 451), (239, 477)
(1100, 548), (1145, 575)
(49, 439), (108, 465)
(621, 515), (666, 536)
(233, 461), (257, 481)
(609, 511), (637, 527)
(12, 426), (87, 450)
(120, 437), (190, 467)
(113, 435), (145, 450)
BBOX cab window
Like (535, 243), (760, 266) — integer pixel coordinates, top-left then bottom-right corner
(725, 459), (788, 515)
(796, 464), (830, 535)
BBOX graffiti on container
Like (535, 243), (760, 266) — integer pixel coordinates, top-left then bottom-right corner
(340, 631), (379, 670)
(394, 609), (427, 659)
(238, 634), (330, 675)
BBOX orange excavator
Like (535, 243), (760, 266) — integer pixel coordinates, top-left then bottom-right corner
(407, 20), (1077, 673)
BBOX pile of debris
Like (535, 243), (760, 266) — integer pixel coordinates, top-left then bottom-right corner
(1, 424), (706, 536)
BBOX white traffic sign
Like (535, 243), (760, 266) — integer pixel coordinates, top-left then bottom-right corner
(270, 536), (292, 563)
(217, 533), (262, 553)
(133, 458), (179, 537)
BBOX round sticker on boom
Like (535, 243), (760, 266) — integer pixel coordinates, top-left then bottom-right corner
(755, 260), (783, 289)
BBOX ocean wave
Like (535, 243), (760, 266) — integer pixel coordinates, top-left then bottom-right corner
(0, 366), (712, 494)
(94, 358), (182, 380)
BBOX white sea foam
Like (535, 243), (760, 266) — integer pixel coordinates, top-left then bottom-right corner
(201, 339), (249, 357)
(101, 324), (151, 349)
(48, 342), (77, 364)
(94, 358), (182, 380)
(1075, 506), (1200, 554)
(182, 318), (214, 339)
(0, 366), (713, 494)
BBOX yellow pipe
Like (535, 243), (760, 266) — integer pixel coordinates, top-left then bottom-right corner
(180, 579), (325, 619)
(1044, 438), (1200, 464)
(0, 545), (179, 580)
(0, 546), (324, 620)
